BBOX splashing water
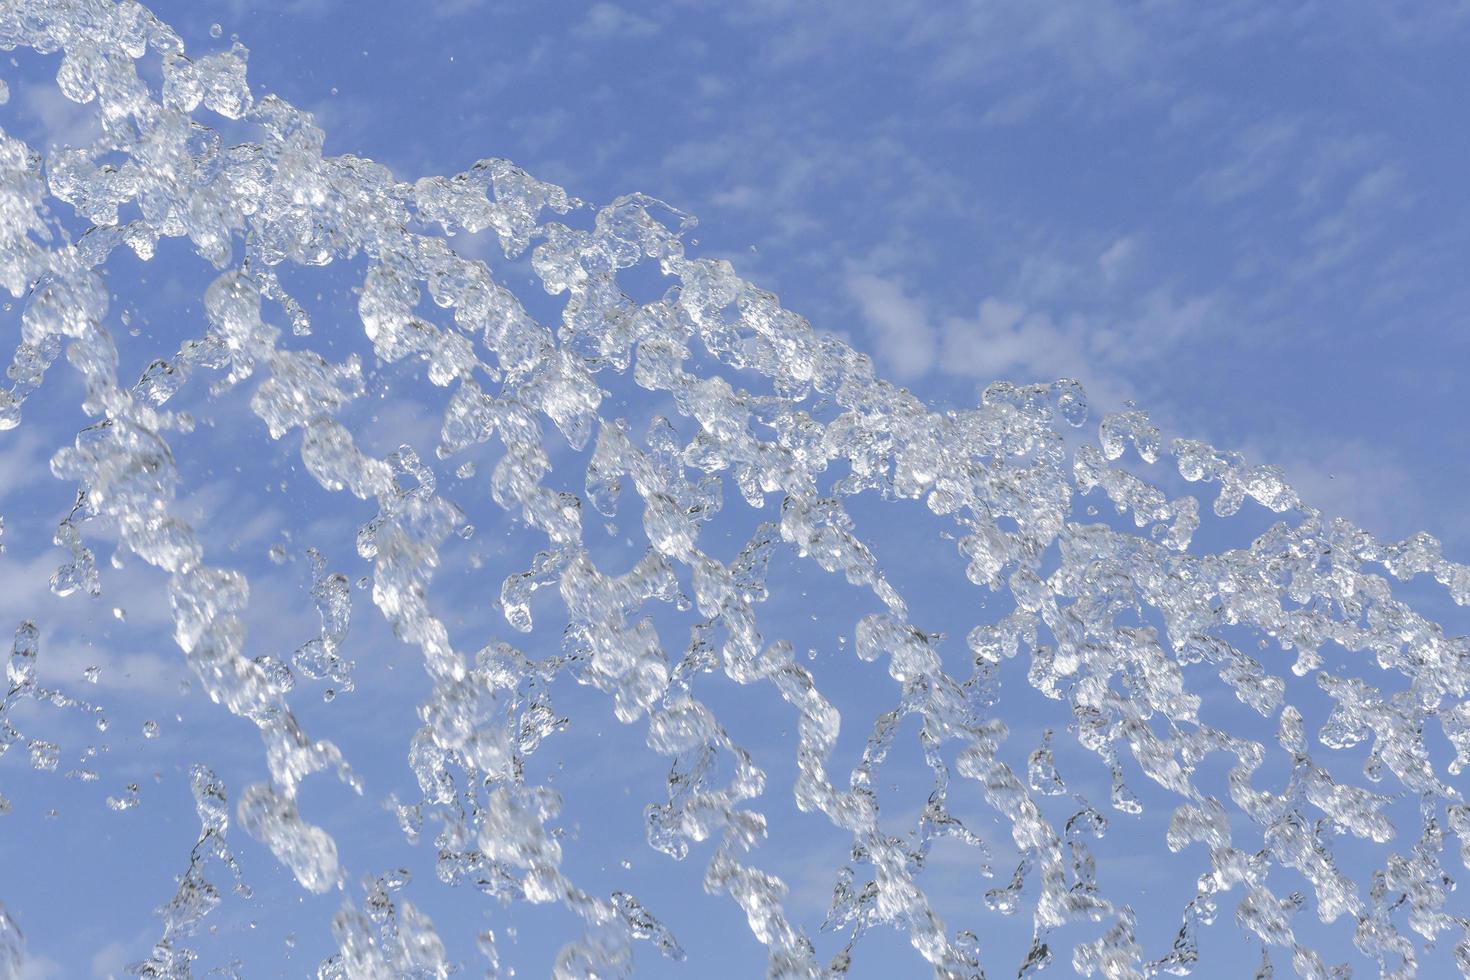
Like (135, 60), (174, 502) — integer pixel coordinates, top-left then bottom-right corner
(1, 2), (1469, 978)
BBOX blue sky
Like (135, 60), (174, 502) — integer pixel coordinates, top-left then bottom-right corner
(2, 1), (1470, 978)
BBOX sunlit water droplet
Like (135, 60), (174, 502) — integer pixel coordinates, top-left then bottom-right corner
(0, 6), (1462, 978)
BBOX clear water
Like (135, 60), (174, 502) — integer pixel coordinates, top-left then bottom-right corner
(0, 2), (1468, 977)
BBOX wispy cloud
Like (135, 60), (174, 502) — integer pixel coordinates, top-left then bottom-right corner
(1195, 117), (1301, 204)
(429, 0), (487, 15)
(843, 241), (1219, 419)
(18, 952), (62, 980)
(844, 267), (937, 381)
(1098, 236), (1137, 281)
(574, 2), (661, 40)
(15, 84), (102, 150)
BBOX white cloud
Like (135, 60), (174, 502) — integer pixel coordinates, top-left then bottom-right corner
(1370, 0), (1470, 41)
(945, 299), (1055, 375)
(695, 74), (731, 100)
(924, 0), (1150, 86)
(214, 0), (336, 19)
(844, 268), (938, 381)
(842, 244), (1221, 423)
(90, 940), (131, 980)
(0, 428), (63, 506)
(1196, 118), (1300, 204)
(935, 297), (1136, 406)
(1230, 432), (1430, 546)
(1296, 161), (1409, 278)
(18, 85), (102, 150)
(430, 0), (486, 14)
(1098, 236), (1137, 281)
(17, 953), (62, 980)
(575, 2), (661, 40)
